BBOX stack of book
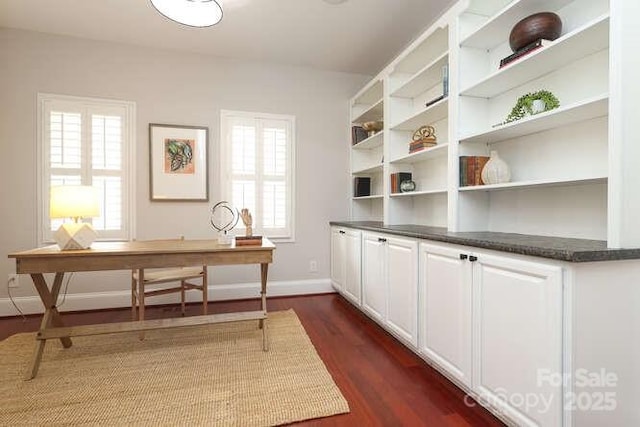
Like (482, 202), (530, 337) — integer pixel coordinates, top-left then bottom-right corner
(409, 138), (437, 153)
(353, 177), (371, 197)
(351, 126), (369, 145)
(235, 235), (263, 246)
(459, 156), (490, 187)
(424, 64), (449, 107)
(390, 172), (412, 193)
(499, 39), (552, 69)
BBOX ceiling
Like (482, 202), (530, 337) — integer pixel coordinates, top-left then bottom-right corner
(0, 0), (454, 75)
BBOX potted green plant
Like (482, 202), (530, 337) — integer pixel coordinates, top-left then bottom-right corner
(503, 90), (560, 124)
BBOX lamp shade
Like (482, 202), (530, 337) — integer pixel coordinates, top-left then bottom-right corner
(150, 0), (223, 27)
(50, 185), (100, 220)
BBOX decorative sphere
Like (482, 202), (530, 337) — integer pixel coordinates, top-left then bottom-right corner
(509, 12), (562, 52)
(210, 201), (239, 233)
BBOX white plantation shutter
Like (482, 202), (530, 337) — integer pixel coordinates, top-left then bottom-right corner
(39, 94), (135, 243)
(221, 111), (295, 240)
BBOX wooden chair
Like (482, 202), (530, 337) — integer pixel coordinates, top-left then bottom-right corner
(130, 239), (208, 337)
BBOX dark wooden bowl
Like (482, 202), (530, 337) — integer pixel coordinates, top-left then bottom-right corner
(509, 12), (562, 52)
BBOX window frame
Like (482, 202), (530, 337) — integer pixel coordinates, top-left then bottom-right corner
(37, 93), (136, 245)
(220, 109), (296, 242)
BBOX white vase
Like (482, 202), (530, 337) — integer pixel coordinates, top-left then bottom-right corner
(481, 150), (511, 185)
(531, 99), (546, 114)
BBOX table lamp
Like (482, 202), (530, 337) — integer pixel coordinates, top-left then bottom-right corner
(50, 185), (100, 250)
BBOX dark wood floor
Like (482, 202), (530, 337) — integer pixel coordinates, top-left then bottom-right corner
(0, 293), (504, 426)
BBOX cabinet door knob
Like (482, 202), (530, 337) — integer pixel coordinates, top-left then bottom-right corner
(339, 230), (345, 234)
(378, 237), (387, 243)
(459, 254), (468, 260)
(469, 255), (478, 262)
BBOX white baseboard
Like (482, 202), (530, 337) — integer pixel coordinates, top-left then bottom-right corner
(0, 278), (334, 317)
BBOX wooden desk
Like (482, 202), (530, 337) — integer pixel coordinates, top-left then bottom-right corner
(8, 238), (275, 380)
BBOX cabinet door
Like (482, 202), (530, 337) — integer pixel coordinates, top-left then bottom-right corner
(330, 228), (345, 292)
(386, 236), (418, 347)
(473, 253), (563, 427)
(361, 233), (386, 322)
(419, 242), (472, 386)
(343, 229), (362, 305)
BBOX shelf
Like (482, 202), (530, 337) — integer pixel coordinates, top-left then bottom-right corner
(394, 26), (448, 74)
(391, 144), (448, 164)
(353, 132), (383, 150)
(460, 14), (610, 99)
(459, 94), (609, 144)
(353, 195), (384, 201)
(390, 189), (447, 197)
(459, 176), (607, 192)
(390, 97), (448, 131)
(461, 0), (574, 50)
(352, 79), (383, 106)
(352, 98), (384, 124)
(391, 52), (448, 99)
(352, 164), (383, 175)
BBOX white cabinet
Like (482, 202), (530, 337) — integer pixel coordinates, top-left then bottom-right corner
(419, 242), (473, 387)
(473, 253), (563, 427)
(361, 232), (386, 322)
(362, 232), (418, 347)
(330, 227), (362, 306)
(419, 241), (563, 425)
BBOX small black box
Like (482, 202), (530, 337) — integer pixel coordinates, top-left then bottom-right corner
(354, 177), (371, 197)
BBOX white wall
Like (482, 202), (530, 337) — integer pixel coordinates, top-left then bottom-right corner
(0, 28), (367, 308)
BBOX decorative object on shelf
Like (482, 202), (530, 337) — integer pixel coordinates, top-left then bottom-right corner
(391, 172), (412, 194)
(150, 0), (223, 27)
(361, 121), (383, 137)
(442, 64), (449, 97)
(499, 38), (553, 69)
(459, 156), (490, 187)
(425, 94), (445, 108)
(240, 208), (253, 237)
(50, 185), (100, 250)
(351, 125), (369, 145)
(353, 177), (371, 197)
(400, 180), (416, 193)
(509, 12), (562, 52)
(149, 123), (209, 201)
(210, 201), (239, 245)
(503, 90), (560, 124)
(410, 125), (437, 153)
(481, 151), (511, 185)
(236, 209), (263, 245)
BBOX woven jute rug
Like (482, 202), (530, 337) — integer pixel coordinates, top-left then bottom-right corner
(0, 309), (349, 426)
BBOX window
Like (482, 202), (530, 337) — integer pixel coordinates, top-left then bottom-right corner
(220, 110), (295, 241)
(38, 94), (135, 243)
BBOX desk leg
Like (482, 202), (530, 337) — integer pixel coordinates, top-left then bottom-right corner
(259, 263), (268, 351)
(137, 269), (145, 340)
(26, 273), (72, 380)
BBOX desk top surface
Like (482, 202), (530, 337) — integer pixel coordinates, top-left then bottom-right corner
(9, 238), (276, 259)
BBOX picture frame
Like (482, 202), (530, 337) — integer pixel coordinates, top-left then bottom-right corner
(149, 123), (209, 201)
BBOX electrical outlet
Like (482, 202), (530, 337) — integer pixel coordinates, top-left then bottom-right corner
(7, 274), (19, 288)
(309, 260), (318, 273)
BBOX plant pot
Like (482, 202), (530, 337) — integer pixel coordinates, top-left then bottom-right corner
(532, 99), (546, 114)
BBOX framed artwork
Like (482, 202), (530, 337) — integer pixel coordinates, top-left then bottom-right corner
(149, 123), (209, 201)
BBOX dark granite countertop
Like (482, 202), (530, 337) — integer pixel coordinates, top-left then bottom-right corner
(330, 221), (640, 262)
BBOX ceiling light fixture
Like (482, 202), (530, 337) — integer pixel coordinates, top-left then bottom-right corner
(150, 0), (223, 27)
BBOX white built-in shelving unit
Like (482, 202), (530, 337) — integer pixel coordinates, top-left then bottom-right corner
(346, 0), (634, 246)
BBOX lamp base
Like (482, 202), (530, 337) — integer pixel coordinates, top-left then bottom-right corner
(54, 223), (98, 250)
